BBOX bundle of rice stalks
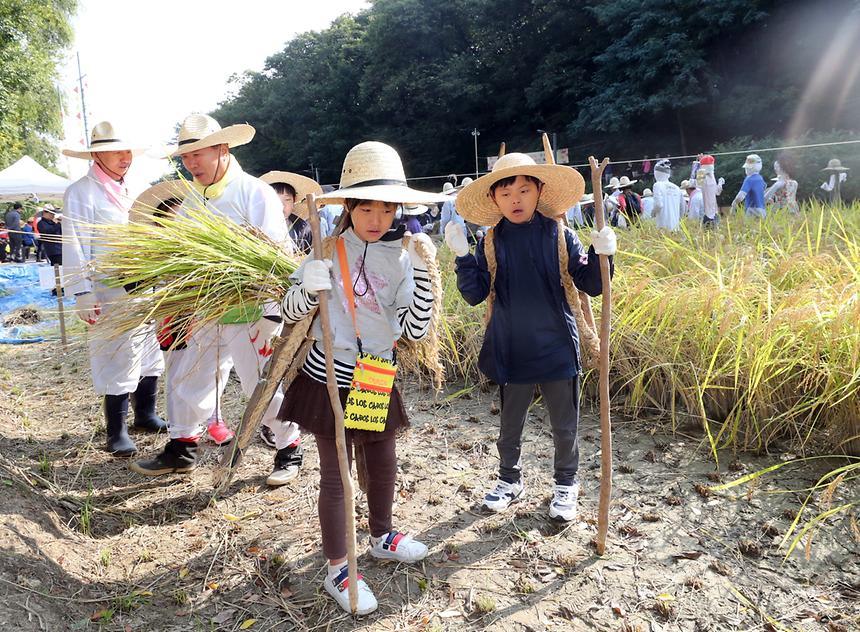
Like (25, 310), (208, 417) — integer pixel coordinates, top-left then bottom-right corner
(91, 200), (299, 339)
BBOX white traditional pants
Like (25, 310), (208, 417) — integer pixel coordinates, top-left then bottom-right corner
(165, 317), (299, 444)
(87, 285), (164, 396)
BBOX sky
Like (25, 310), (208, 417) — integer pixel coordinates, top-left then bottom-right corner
(59, 0), (369, 188)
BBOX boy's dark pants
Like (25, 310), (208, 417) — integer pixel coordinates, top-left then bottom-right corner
(497, 378), (580, 486)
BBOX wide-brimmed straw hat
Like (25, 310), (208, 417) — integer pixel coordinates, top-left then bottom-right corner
(171, 114), (255, 157)
(316, 141), (449, 206)
(454, 177), (473, 191)
(642, 188), (653, 197)
(455, 152), (585, 226)
(579, 193), (595, 205)
(403, 204), (429, 216)
(62, 121), (148, 160)
(261, 171), (324, 220)
(441, 182), (455, 195)
(822, 158), (850, 172)
(604, 176), (620, 190)
(129, 180), (189, 223)
(615, 176), (637, 189)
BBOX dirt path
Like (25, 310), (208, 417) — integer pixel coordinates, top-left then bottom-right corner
(0, 340), (857, 631)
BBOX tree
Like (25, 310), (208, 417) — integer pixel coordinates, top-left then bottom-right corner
(0, 0), (77, 170)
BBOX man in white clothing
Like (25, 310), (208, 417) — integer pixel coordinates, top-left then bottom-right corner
(62, 121), (166, 457)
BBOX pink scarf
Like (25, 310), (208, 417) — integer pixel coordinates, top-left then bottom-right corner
(91, 163), (132, 212)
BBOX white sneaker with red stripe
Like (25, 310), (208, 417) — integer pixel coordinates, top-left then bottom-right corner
(324, 564), (378, 615)
(368, 531), (428, 563)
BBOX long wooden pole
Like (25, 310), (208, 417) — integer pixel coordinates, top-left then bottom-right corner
(53, 264), (68, 349)
(588, 156), (613, 555)
(307, 194), (359, 613)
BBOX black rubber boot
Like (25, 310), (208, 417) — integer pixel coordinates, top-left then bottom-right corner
(131, 376), (167, 432)
(129, 439), (199, 476)
(105, 394), (137, 456)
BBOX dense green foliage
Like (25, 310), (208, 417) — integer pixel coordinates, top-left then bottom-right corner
(0, 0), (76, 170)
(213, 0), (860, 187)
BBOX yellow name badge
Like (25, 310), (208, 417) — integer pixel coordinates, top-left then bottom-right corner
(344, 352), (397, 432)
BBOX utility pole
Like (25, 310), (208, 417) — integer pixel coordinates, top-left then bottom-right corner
(76, 52), (89, 147)
(471, 128), (480, 179)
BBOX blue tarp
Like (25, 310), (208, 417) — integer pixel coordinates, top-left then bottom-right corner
(0, 263), (73, 341)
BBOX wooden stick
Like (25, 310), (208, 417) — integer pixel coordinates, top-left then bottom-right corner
(588, 155), (613, 555)
(53, 265), (67, 349)
(307, 193), (359, 613)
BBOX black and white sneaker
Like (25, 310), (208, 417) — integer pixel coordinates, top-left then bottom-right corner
(265, 444), (304, 486)
(259, 424), (276, 449)
(482, 479), (524, 512)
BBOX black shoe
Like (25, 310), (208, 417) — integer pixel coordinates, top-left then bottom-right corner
(131, 376), (167, 432)
(265, 444), (303, 486)
(105, 394), (137, 456)
(129, 439), (198, 476)
(258, 424), (276, 449)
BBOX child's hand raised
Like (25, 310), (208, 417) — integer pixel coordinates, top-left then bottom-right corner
(444, 223), (469, 257)
(301, 259), (333, 295)
(407, 233), (436, 270)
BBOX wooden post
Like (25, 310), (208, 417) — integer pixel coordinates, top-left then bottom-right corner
(53, 264), (67, 349)
(306, 193), (359, 613)
(588, 156), (613, 555)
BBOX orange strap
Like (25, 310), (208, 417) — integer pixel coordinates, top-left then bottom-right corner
(335, 238), (360, 340)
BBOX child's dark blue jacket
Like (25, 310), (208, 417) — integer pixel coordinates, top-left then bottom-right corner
(454, 213), (612, 384)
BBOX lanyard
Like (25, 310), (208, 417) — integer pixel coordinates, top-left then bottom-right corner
(336, 238), (363, 353)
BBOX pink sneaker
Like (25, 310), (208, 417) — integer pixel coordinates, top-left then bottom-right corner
(207, 417), (235, 446)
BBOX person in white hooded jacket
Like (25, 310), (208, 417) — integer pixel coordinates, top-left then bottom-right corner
(651, 159), (683, 231)
(62, 122), (166, 457)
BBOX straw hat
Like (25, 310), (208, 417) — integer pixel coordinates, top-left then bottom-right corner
(642, 188), (653, 197)
(441, 182), (455, 195)
(616, 176), (638, 189)
(130, 180), (189, 223)
(604, 176), (621, 190)
(455, 177), (474, 191)
(822, 158), (850, 172)
(316, 141), (449, 206)
(579, 193), (595, 204)
(679, 179), (690, 189)
(261, 171), (324, 220)
(455, 152), (585, 226)
(62, 121), (148, 159)
(403, 204), (429, 216)
(171, 114), (255, 157)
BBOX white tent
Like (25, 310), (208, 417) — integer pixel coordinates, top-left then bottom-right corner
(0, 156), (71, 201)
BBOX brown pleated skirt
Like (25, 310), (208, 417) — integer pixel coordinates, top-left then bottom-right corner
(278, 371), (409, 445)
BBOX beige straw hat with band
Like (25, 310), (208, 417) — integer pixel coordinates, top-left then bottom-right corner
(316, 141), (450, 206)
(129, 180), (189, 223)
(822, 158), (850, 172)
(261, 171), (324, 220)
(171, 114), (255, 157)
(455, 153), (585, 226)
(62, 121), (148, 160)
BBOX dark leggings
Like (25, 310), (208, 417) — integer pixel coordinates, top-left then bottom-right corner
(315, 434), (397, 561)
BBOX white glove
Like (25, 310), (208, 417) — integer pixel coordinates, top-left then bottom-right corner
(591, 226), (617, 256)
(75, 292), (101, 325)
(444, 222), (469, 257)
(717, 177), (725, 187)
(301, 259), (333, 295)
(407, 232), (437, 270)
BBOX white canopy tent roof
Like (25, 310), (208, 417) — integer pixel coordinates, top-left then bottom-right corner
(0, 156), (71, 202)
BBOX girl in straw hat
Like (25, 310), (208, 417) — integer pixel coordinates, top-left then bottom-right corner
(131, 114), (302, 477)
(61, 121), (167, 457)
(277, 141), (444, 615)
(444, 152), (616, 522)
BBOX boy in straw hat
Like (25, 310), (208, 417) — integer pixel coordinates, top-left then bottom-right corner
(261, 170), (324, 257)
(277, 141), (444, 615)
(444, 152), (616, 521)
(131, 114), (302, 478)
(61, 121), (167, 457)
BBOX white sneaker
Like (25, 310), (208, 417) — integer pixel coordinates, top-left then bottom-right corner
(548, 482), (579, 522)
(324, 565), (378, 615)
(482, 479), (524, 512)
(369, 531), (428, 563)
